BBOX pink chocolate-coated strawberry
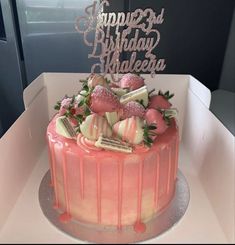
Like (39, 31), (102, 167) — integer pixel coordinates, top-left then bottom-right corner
(121, 101), (146, 119)
(119, 73), (145, 91)
(113, 116), (144, 145)
(145, 109), (168, 134)
(148, 91), (174, 110)
(59, 97), (72, 116)
(88, 74), (108, 88)
(109, 81), (120, 88)
(90, 85), (121, 113)
(149, 95), (171, 110)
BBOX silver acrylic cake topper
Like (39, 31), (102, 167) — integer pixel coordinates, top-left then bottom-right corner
(75, 0), (166, 81)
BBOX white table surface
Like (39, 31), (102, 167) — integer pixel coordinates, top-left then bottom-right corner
(0, 143), (228, 244)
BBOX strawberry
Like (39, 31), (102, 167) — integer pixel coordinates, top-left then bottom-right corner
(121, 101), (145, 120)
(88, 74), (109, 88)
(149, 90), (174, 110)
(109, 81), (120, 88)
(119, 73), (145, 91)
(90, 85), (121, 113)
(145, 109), (168, 135)
(80, 114), (112, 140)
(57, 97), (73, 116)
(113, 116), (144, 145)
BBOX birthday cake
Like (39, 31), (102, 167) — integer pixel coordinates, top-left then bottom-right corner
(46, 73), (179, 233)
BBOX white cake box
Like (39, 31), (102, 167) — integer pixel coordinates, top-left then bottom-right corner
(0, 73), (234, 243)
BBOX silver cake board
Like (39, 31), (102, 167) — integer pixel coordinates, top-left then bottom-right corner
(38, 170), (190, 244)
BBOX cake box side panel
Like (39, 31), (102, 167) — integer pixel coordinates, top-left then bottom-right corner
(188, 75), (211, 108)
(0, 86), (48, 231)
(182, 84), (234, 243)
(23, 73), (45, 110)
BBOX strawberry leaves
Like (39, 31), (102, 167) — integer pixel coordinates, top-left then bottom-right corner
(158, 90), (174, 100)
(54, 101), (61, 110)
(143, 123), (157, 147)
(161, 108), (178, 126)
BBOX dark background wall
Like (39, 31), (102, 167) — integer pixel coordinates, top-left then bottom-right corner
(0, 0), (235, 137)
(127, 0), (234, 91)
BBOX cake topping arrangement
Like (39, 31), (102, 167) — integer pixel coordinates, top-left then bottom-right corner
(54, 73), (177, 152)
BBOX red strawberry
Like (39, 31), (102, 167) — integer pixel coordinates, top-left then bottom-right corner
(90, 85), (121, 113)
(145, 109), (168, 134)
(121, 101), (145, 119)
(149, 91), (174, 110)
(119, 73), (145, 91)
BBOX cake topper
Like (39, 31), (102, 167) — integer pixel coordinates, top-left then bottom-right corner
(75, 0), (166, 81)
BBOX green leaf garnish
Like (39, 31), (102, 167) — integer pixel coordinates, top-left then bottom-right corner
(148, 88), (155, 97)
(84, 107), (91, 116)
(105, 77), (111, 84)
(78, 100), (85, 107)
(161, 108), (178, 126)
(147, 125), (157, 130)
(142, 123), (157, 147)
(136, 99), (146, 109)
(158, 90), (174, 100)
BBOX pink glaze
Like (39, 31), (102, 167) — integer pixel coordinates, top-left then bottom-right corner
(47, 115), (179, 231)
(59, 212), (71, 223)
(134, 221), (146, 233)
(61, 143), (70, 218)
(153, 153), (160, 209)
(130, 117), (137, 143)
(117, 160), (123, 230)
(79, 156), (84, 199)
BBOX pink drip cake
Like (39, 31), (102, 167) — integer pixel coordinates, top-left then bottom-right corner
(46, 73), (179, 233)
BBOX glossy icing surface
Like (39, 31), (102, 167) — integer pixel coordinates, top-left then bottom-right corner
(47, 115), (179, 230)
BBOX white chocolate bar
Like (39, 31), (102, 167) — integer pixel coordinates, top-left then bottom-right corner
(95, 135), (133, 153)
(111, 87), (128, 97)
(56, 116), (77, 139)
(120, 86), (148, 107)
